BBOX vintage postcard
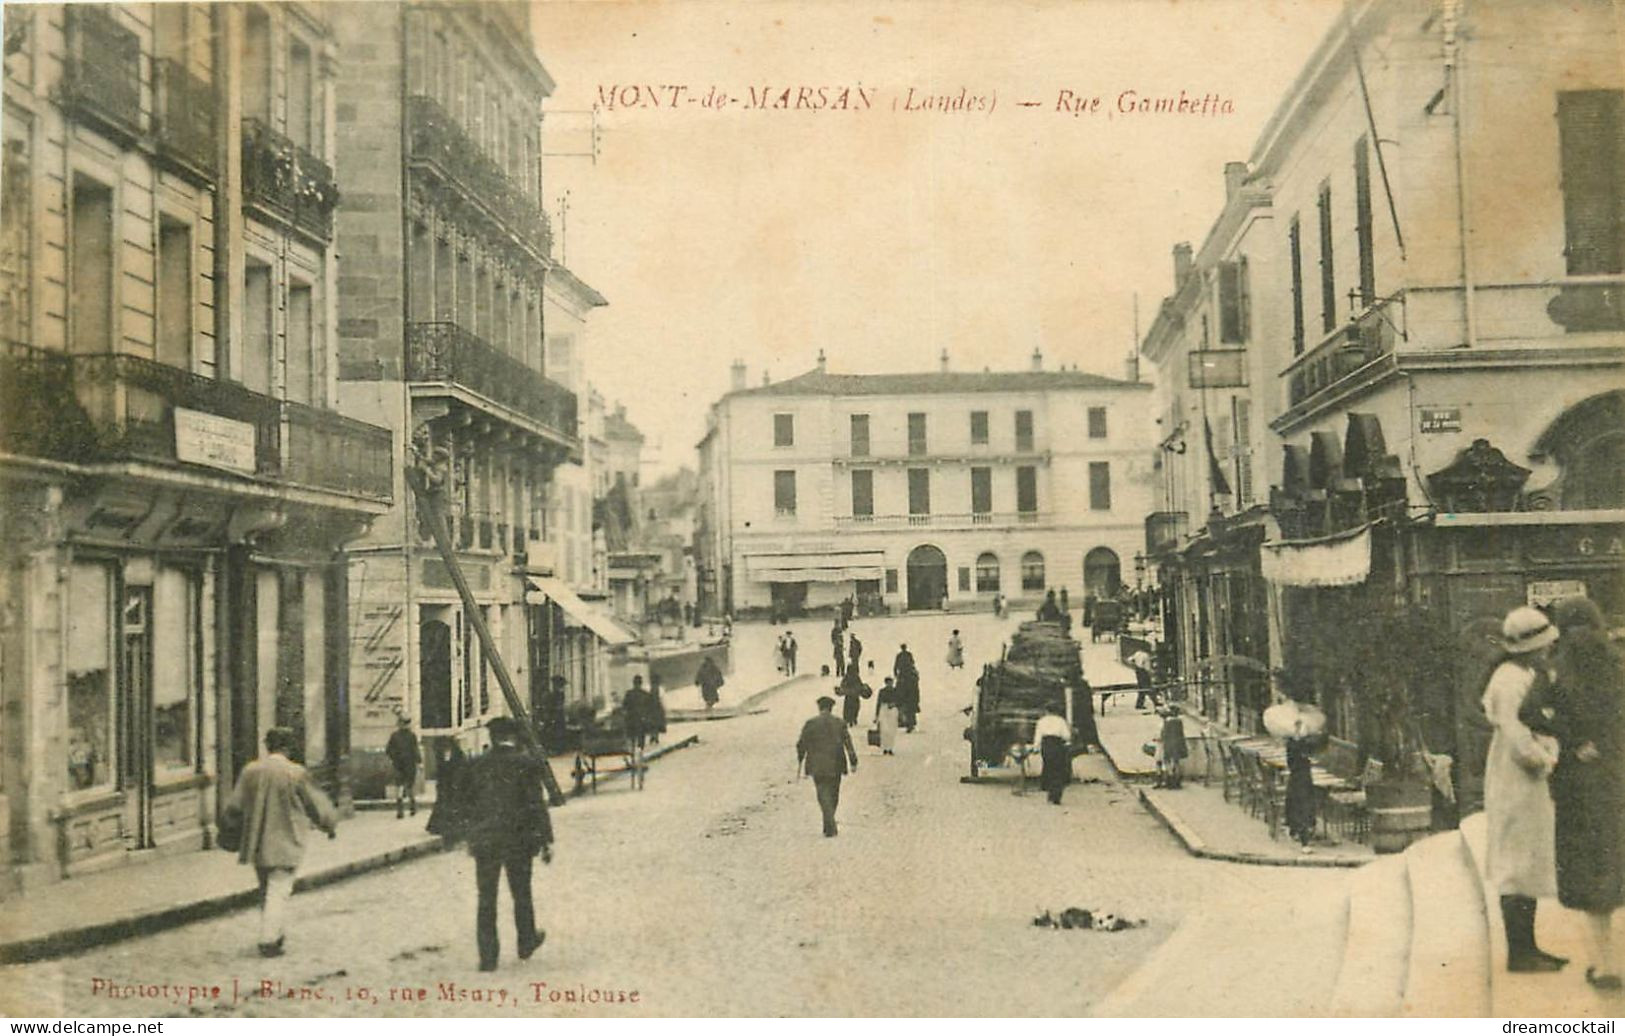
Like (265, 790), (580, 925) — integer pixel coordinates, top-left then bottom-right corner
(0, 0), (1621, 1021)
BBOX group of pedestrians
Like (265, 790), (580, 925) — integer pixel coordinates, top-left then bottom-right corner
(1482, 599), (1623, 988)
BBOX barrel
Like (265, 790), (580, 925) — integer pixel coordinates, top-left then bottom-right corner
(1366, 779), (1433, 854)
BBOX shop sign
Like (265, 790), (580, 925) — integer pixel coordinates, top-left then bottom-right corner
(174, 407), (257, 474)
(1525, 526), (1625, 564)
(1418, 407), (1462, 433)
(1526, 579), (1587, 607)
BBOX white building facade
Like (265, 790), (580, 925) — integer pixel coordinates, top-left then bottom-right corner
(699, 362), (1156, 618)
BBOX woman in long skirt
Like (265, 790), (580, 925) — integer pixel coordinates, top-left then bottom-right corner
(1483, 605), (1564, 973)
(946, 630), (964, 670)
(1283, 734), (1324, 851)
(1522, 597), (1624, 989)
(874, 677), (900, 755)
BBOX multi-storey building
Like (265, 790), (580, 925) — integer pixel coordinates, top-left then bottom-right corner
(698, 355), (1156, 618)
(1140, 0), (1624, 776)
(328, 1), (582, 786)
(0, 3), (393, 887)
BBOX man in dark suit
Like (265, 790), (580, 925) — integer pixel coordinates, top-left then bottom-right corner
(797, 696), (858, 837)
(462, 716), (552, 971)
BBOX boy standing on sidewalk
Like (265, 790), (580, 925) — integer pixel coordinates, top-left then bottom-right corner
(387, 716), (422, 818)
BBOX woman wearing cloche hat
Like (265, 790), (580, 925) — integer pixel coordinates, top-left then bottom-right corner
(1482, 605), (1565, 973)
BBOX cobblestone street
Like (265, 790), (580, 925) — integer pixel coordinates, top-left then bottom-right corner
(4, 613), (1343, 1018)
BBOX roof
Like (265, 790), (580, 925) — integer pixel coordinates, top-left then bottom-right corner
(727, 368), (1150, 399)
(604, 412), (644, 442)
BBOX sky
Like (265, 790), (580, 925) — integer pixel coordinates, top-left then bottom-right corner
(531, 0), (1344, 475)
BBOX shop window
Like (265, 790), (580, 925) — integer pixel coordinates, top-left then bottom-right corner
(1021, 551), (1045, 592)
(66, 561), (115, 792)
(152, 566), (199, 774)
(975, 552), (1000, 593)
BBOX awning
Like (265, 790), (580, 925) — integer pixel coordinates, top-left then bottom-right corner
(744, 551), (885, 583)
(524, 577), (637, 645)
(1259, 524), (1372, 587)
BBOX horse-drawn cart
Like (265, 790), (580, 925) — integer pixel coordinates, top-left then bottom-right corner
(964, 620), (1084, 781)
(569, 717), (645, 794)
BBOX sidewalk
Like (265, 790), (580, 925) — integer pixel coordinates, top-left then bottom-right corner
(0, 738), (698, 965)
(661, 630), (824, 719)
(1094, 704), (1372, 869)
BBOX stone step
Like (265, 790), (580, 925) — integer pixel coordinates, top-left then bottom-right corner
(1401, 830), (1492, 1016)
(1329, 854), (1412, 1016)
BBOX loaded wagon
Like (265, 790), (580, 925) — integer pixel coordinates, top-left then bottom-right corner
(964, 620), (1088, 779)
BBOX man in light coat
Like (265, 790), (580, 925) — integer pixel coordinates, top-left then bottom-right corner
(225, 727), (337, 957)
(796, 696), (858, 837)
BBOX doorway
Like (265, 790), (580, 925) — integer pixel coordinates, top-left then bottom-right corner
(1084, 547), (1122, 599)
(906, 544), (947, 611)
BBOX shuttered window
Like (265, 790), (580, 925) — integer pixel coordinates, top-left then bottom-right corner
(1289, 215), (1305, 355)
(850, 469), (874, 516)
(774, 470), (796, 516)
(1558, 90), (1625, 275)
(1218, 258), (1250, 344)
(1318, 182), (1336, 332)
(1354, 137), (1376, 308)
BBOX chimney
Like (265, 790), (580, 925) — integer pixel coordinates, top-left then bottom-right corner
(615, 403), (626, 419)
(1030, 348), (1043, 372)
(762, 370), (771, 386)
(730, 359), (746, 391)
(1223, 161), (1248, 200)
(1173, 242), (1194, 286)
(939, 349), (949, 373)
(815, 349), (827, 373)
(1124, 351), (1141, 383)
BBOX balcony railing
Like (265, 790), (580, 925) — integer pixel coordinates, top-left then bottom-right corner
(283, 401), (393, 500)
(405, 95), (553, 260)
(835, 511), (1050, 530)
(242, 118), (338, 243)
(1285, 293), (1404, 408)
(59, 5), (142, 144)
(0, 342), (392, 502)
(406, 321), (577, 443)
(154, 59), (216, 181)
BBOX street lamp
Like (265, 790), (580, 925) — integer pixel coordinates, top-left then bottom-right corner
(1133, 552), (1146, 590)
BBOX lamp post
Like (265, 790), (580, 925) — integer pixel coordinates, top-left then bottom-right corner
(1133, 552), (1146, 591)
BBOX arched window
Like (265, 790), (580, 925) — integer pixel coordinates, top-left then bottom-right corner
(1021, 551), (1045, 592)
(975, 552), (1000, 592)
(1084, 547), (1122, 598)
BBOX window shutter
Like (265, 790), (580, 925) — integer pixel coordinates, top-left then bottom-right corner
(1558, 90), (1625, 276)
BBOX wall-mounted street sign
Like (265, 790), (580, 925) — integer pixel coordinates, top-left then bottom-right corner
(1418, 407), (1462, 433)
(174, 407), (257, 474)
(1526, 579), (1586, 607)
(1188, 350), (1248, 389)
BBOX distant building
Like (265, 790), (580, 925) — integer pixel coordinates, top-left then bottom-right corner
(697, 355), (1156, 618)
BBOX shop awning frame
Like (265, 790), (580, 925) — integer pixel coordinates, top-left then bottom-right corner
(525, 576), (638, 645)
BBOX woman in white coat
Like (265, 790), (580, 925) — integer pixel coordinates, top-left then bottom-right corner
(1482, 606), (1565, 973)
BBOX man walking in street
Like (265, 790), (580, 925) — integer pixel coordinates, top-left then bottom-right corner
(797, 696), (858, 837)
(1032, 704), (1074, 805)
(386, 716), (421, 819)
(785, 630), (798, 675)
(223, 727), (337, 958)
(848, 631), (864, 674)
(831, 619), (846, 677)
(1130, 647), (1158, 710)
(462, 716), (553, 971)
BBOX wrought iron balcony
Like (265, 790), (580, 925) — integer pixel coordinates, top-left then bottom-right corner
(406, 321), (578, 445)
(58, 5), (142, 144)
(154, 59), (216, 182)
(405, 95), (553, 261)
(0, 342), (392, 502)
(242, 118), (338, 243)
(282, 401), (393, 500)
(1285, 293), (1404, 409)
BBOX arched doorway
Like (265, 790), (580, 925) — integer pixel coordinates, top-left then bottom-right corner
(906, 544), (947, 611)
(1084, 547), (1122, 598)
